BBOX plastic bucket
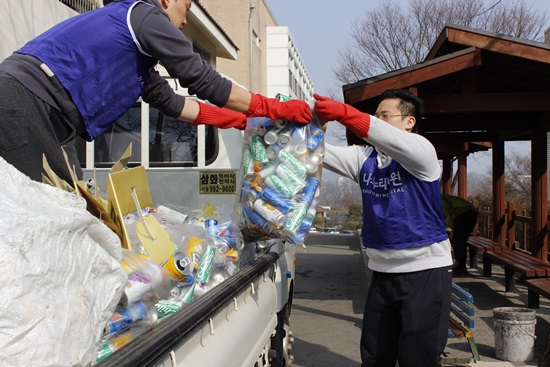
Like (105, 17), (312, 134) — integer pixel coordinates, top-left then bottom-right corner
(493, 307), (536, 362)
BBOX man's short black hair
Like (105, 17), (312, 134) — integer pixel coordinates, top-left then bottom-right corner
(379, 89), (424, 122)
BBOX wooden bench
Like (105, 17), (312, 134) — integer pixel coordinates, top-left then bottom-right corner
(485, 248), (550, 295)
(525, 278), (550, 309)
(442, 283), (480, 364)
(466, 236), (509, 276)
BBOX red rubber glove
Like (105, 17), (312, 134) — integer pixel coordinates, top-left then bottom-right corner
(193, 102), (247, 130)
(314, 93), (371, 139)
(245, 92), (312, 123)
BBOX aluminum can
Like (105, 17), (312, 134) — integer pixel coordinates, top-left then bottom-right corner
(305, 161), (318, 175)
(266, 143), (282, 160)
(217, 224), (245, 250)
(162, 252), (192, 280)
(105, 301), (149, 335)
(291, 126), (308, 154)
(205, 219), (219, 234)
(243, 204), (272, 232)
(253, 198), (287, 227)
(257, 119), (287, 135)
(278, 149), (308, 177)
(196, 245), (216, 285)
(225, 236), (244, 251)
(307, 149), (322, 165)
(276, 128), (293, 147)
(288, 229), (307, 245)
(297, 177), (319, 206)
(155, 299), (183, 319)
(96, 330), (134, 362)
(283, 202), (309, 236)
(241, 147), (256, 182)
(258, 163), (278, 178)
(247, 187), (261, 202)
(264, 173), (296, 198)
(275, 165), (306, 193)
(251, 135), (269, 170)
(307, 125), (324, 152)
(117, 272), (152, 311)
(263, 126), (285, 145)
(275, 93), (292, 102)
(259, 186), (293, 214)
(186, 237), (205, 271)
(240, 181), (252, 205)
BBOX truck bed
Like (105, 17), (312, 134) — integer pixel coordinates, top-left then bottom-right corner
(97, 252), (279, 367)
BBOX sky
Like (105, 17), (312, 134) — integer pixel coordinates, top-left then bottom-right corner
(265, 0), (550, 175)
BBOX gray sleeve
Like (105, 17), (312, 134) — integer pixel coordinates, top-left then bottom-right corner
(131, 3), (232, 107)
(142, 71), (185, 118)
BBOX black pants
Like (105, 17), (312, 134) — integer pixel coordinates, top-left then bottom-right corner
(452, 211), (478, 271)
(0, 72), (81, 183)
(360, 266), (452, 367)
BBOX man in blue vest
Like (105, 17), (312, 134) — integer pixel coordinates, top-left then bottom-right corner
(315, 90), (453, 367)
(0, 0), (312, 183)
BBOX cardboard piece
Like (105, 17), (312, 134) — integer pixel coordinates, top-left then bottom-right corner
(110, 143), (133, 174)
(75, 181), (122, 241)
(107, 165), (177, 263)
(42, 154), (74, 192)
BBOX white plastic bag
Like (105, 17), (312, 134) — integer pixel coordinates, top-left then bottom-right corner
(0, 158), (127, 367)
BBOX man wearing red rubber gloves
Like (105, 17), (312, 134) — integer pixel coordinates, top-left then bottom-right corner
(0, 0), (312, 183)
(314, 90), (452, 367)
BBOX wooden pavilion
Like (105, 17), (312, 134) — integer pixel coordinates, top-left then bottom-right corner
(342, 24), (550, 260)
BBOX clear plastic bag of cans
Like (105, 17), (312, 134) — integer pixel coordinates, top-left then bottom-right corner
(154, 218), (247, 320)
(239, 112), (324, 246)
(95, 250), (172, 363)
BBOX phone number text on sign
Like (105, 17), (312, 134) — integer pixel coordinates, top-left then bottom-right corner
(200, 171), (237, 194)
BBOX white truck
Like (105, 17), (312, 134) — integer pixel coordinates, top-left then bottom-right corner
(1, 3), (298, 366)
(81, 73), (298, 366)
(96, 242), (295, 367)
(77, 76), (298, 366)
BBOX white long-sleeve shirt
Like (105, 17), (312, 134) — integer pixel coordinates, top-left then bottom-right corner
(323, 118), (453, 273)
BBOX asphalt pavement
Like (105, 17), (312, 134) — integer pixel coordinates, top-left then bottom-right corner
(289, 232), (550, 367)
(291, 232), (366, 366)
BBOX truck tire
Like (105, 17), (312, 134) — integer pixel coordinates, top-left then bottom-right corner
(270, 302), (293, 367)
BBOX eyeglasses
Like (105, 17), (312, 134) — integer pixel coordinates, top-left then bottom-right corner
(374, 113), (408, 121)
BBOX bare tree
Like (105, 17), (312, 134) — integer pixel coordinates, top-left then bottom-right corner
(504, 150), (532, 210)
(335, 0), (548, 84)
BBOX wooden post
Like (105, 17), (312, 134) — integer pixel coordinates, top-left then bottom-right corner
(457, 151), (467, 198)
(507, 201), (516, 250)
(531, 129), (548, 261)
(442, 157), (452, 194)
(492, 141), (506, 244)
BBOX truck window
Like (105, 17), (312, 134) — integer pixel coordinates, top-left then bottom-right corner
(75, 103), (219, 168)
(94, 105), (142, 166)
(148, 107), (217, 167)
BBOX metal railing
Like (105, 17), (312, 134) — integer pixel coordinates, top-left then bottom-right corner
(59, 0), (102, 13)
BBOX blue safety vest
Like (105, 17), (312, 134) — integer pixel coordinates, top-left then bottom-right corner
(18, 0), (157, 140)
(359, 150), (448, 249)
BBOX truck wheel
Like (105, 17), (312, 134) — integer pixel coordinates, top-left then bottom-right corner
(269, 303), (293, 367)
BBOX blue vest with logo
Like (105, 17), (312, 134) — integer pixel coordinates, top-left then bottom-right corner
(359, 150), (448, 250)
(18, 0), (157, 140)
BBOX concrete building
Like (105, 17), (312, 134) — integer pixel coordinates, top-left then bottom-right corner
(199, 0), (314, 101)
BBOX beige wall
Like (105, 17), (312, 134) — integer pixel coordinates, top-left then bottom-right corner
(199, 0), (277, 96)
